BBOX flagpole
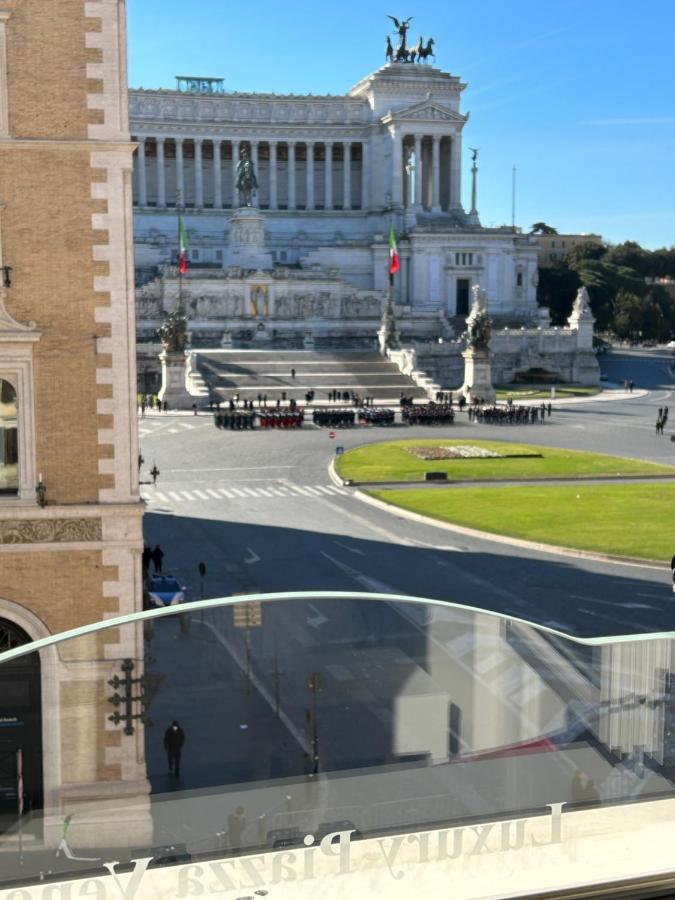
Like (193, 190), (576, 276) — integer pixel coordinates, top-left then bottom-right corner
(176, 189), (183, 312)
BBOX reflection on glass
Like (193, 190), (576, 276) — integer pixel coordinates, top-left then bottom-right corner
(0, 378), (18, 494)
(1, 594), (675, 895)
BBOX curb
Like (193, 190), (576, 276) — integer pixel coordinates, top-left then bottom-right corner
(328, 458), (346, 488)
(353, 489), (668, 572)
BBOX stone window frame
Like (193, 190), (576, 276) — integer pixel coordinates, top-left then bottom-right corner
(0, 347), (39, 506)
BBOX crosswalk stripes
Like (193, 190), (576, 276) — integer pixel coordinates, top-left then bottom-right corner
(142, 484), (349, 504)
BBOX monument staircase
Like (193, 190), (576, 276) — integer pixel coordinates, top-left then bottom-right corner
(189, 350), (429, 405)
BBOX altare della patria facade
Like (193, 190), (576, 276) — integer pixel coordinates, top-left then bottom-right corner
(130, 17), (597, 399)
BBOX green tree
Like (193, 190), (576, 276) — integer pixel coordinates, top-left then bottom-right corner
(565, 242), (607, 265)
(530, 222), (558, 235)
(605, 241), (651, 277)
(537, 263), (580, 324)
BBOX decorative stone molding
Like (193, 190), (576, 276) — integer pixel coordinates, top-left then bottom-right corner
(0, 8), (12, 137)
(0, 517), (103, 545)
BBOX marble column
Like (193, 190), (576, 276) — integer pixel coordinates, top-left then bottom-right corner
(136, 138), (147, 207)
(361, 139), (371, 211)
(324, 141), (333, 210)
(156, 137), (166, 208)
(414, 135), (423, 208)
(288, 142), (296, 210)
(343, 142), (351, 210)
(231, 140), (240, 208)
(213, 140), (222, 209)
(306, 142), (315, 211)
(175, 138), (184, 203)
(432, 136), (441, 213)
(194, 139), (204, 209)
(269, 141), (278, 210)
(450, 134), (463, 210)
(391, 132), (403, 207)
(400, 251), (409, 305)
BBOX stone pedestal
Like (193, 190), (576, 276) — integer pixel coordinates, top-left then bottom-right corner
(226, 207), (273, 270)
(461, 348), (495, 403)
(158, 349), (194, 409)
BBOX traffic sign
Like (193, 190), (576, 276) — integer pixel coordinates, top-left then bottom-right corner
(328, 431), (336, 439)
(335, 446), (345, 456)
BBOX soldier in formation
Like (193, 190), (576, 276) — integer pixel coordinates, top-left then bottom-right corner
(469, 404), (549, 425)
(215, 409), (256, 430)
(402, 403), (455, 426)
(313, 408), (356, 428)
(258, 408), (304, 429)
(358, 407), (395, 426)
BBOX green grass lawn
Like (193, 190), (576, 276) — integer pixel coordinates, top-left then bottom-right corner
(336, 439), (675, 484)
(494, 385), (601, 400)
(369, 483), (675, 561)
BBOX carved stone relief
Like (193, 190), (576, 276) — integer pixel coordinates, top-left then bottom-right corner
(0, 518), (103, 545)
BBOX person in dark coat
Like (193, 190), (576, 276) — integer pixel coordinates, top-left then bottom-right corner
(142, 544), (152, 575)
(164, 721), (185, 776)
(151, 545), (164, 574)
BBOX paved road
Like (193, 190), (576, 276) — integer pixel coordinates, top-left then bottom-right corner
(140, 350), (675, 640)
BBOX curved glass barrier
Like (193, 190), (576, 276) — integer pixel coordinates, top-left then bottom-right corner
(1, 592), (675, 898)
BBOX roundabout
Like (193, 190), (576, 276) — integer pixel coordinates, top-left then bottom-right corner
(336, 439), (675, 563)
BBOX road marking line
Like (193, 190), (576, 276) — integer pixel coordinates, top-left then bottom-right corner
(218, 489), (235, 499)
(153, 491), (169, 503)
(241, 488), (262, 498)
(206, 489), (223, 499)
(267, 487), (288, 497)
(166, 428), (179, 434)
(167, 491), (184, 502)
(255, 488), (274, 497)
(287, 485), (312, 496)
(230, 488), (249, 498)
(180, 423), (195, 430)
(314, 485), (337, 495)
(325, 486), (348, 495)
(302, 486), (323, 496)
(163, 466), (298, 473)
(180, 491), (195, 501)
(192, 490), (210, 500)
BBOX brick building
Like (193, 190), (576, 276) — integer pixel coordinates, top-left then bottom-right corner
(0, 0), (149, 846)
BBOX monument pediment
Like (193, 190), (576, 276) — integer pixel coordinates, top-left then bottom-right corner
(383, 100), (467, 124)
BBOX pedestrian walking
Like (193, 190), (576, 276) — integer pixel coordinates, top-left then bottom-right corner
(151, 544), (164, 574)
(192, 403), (198, 416)
(142, 544), (152, 575)
(163, 400), (169, 413)
(291, 368), (296, 380)
(140, 397), (146, 418)
(629, 380), (634, 393)
(670, 553), (675, 592)
(150, 464), (160, 485)
(164, 721), (185, 777)
(227, 806), (246, 850)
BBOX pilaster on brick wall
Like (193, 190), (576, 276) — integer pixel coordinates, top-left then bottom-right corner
(85, 0), (140, 505)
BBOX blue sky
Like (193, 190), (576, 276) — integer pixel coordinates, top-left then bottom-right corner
(128, 0), (675, 249)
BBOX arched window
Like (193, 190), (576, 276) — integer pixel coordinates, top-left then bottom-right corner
(0, 378), (18, 495)
(0, 617), (31, 653)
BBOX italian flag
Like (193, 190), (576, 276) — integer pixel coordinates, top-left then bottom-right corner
(389, 225), (400, 276)
(179, 218), (189, 274)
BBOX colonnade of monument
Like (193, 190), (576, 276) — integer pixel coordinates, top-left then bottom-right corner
(131, 134), (461, 213)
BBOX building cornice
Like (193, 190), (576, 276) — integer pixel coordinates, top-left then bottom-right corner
(0, 137), (135, 152)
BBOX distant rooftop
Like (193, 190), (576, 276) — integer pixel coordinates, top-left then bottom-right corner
(175, 76), (225, 94)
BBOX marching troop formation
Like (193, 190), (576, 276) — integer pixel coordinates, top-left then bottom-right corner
(402, 403), (456, 426)
(469, 403), (551, 425)
(210, 398), (555, 430)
